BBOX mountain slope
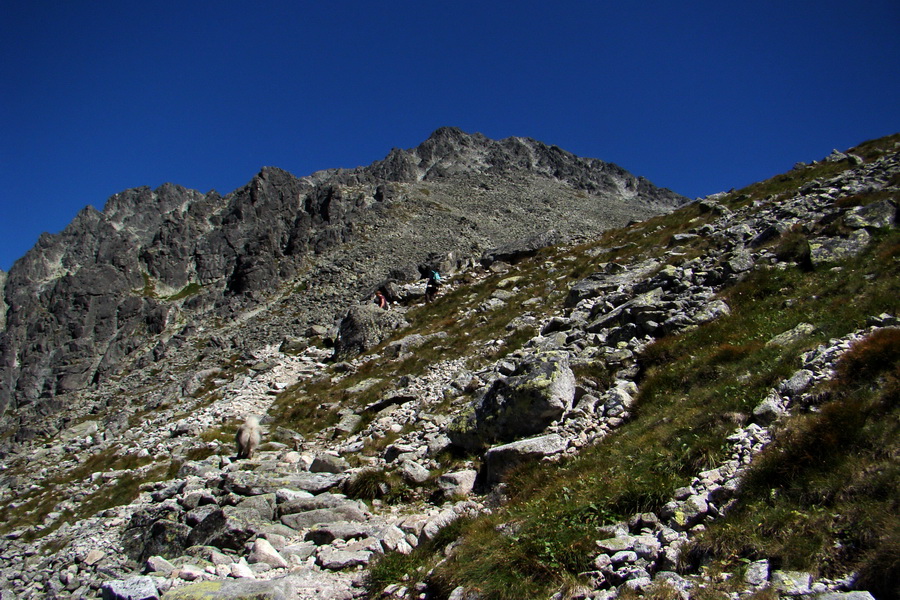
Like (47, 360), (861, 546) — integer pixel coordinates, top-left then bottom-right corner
(0, 128), (685, 448)
(0, 133), (896, 600)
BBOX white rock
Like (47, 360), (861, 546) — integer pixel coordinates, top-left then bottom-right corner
(248, 538), (288, 569)
(230, 558), (255, 579)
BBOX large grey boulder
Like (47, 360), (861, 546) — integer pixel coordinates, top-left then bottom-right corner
(316, 547), (372, 570)
(310, 454), (350, 474)
(564, 262), (632, 307)
(766, 323), (816, 348)
(744, 559), (770, 587)
(448, 352), (575, 452)
(844, 199), (896, 229)
(660, 494), (709, 531)
(186, 506), (278, 551)
(437, 470), (478, 498)
(809, 230), (870, 266)
(333, 304), (410, 358)
(122, 506), (192, 562)
(586, 287), (665, 333)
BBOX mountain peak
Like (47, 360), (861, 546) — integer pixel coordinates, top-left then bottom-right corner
(425, 125), (469, 140)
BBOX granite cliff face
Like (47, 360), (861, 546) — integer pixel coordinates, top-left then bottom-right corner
(0, 128), (685, 445)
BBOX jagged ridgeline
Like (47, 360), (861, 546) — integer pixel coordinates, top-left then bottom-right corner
(0, 127), (685, 445)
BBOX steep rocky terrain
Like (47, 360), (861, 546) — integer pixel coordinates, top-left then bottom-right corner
(0, 127), (684, 448)
(0, 132), (898, 600)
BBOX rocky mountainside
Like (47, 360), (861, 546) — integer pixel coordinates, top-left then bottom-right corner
(0, 127), (684, 448)
(0, 133), (898, 600)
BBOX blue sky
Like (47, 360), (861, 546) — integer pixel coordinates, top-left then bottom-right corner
(1, 1), (898, 271)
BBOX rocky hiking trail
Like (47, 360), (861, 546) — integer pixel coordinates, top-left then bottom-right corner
(0, 139), (898, 599)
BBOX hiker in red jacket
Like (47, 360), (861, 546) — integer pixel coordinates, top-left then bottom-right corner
(375, 290), (388, 309)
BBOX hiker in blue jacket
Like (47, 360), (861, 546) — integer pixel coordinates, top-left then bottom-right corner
(425, 270), (441, 303)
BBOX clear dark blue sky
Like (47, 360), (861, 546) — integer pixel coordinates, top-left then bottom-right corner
(2, 1), (898, 271)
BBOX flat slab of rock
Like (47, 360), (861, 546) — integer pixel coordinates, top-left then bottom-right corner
(316, 546), (373, 570)
(279, 493), (365, 516)
(595, 535), (636, 554)
(281, 506), (367, 531)
(102, 576), (160, 600)
(483, 433), (567, 485)
(222, 472), (343, 496)
(305, 521), (374, 545)
(161, 578), (290, 599)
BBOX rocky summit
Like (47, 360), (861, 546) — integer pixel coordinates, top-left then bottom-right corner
(0, 131), (898, 600)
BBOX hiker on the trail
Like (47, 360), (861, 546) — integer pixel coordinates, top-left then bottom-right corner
(375, 290), (388, 309)
(425, 270), (441, 303)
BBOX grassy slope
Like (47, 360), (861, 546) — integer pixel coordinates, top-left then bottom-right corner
(362, 134), (900, 599)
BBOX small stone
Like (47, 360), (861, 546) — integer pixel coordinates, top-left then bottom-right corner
(176, 564), (206, 581)
(609, 550), (638, 564)
(82, 549), (105, 566)
(744, 559), (769, 587)
(771, 570), (812, 596)
(248, 538), (289, 569)
(144, 555), (176, 576)
(595, 536), (636, 553)
(230, 559), (255, 579)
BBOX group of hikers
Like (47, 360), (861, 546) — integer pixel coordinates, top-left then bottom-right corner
(373, 270), (442, 309)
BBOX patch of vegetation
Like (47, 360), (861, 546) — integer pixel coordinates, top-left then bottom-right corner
(344, 468), (414, 506)
(267, 134), (900, 598)
(271, 380), (344, 435)
(68, 461), (171, 525)
(0, 448), (167, 542)
(688, 328), (900, 599)
(135, 272), (158, 298)
(367, 516), (473, 596)
(345, 468), (391, 500)
(165, 282), (202, 301)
